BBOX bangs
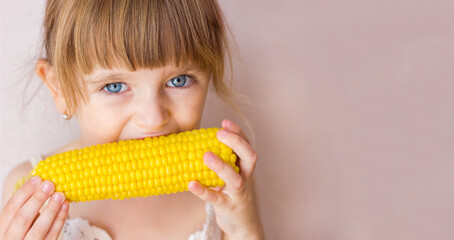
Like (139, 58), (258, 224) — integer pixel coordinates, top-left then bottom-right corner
(73, 0), (224, 73)
(45, 0), (230, 113)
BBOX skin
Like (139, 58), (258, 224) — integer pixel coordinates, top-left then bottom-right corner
(0, 60), (264, 239)
(190, 121), (265, 240)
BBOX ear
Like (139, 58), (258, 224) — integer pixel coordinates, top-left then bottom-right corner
(35, 59), (68, 115)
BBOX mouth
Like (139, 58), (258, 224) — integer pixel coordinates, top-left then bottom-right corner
(130, 133), (171, 141)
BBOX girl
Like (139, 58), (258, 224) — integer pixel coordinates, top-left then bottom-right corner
(0, 0), (264, 239)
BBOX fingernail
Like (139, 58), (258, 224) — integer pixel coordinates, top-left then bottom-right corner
(52, 192), (64, 203)
(61, 202), (69, 211)
(217, 129), (227, 138)
(204, 152), (217, 166)
(188, 181), (201, 194)
(222, 119), (230, 128)
(29, 176), (42, 185)
(41, 181), (53, 193)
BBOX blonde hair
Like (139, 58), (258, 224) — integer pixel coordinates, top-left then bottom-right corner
(42, 0), (237, 114)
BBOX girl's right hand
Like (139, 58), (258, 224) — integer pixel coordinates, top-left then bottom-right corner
(0, 176), (69, 240)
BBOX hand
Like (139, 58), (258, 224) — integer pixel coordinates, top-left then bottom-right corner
(188, 119), (264, 240)
(0, 176), (69, 240)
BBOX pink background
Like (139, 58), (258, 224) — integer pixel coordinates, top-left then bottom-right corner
(1, 0), (454, 239)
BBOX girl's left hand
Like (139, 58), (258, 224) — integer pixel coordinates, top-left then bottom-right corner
(188, 119), (264, 240)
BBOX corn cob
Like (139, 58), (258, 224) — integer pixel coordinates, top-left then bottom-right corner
(15, 128), (238, 202)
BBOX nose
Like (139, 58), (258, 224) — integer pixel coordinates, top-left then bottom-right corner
(133, 96), (170, 132)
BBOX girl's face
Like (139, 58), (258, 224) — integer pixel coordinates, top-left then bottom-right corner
(75, 64), (210, 147)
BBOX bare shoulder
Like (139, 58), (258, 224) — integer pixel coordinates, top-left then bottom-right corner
(1, 139), (83, 207)
(1, 161), (33, 207)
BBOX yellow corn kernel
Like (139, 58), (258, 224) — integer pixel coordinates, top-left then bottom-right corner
(15, 128), (238, 202)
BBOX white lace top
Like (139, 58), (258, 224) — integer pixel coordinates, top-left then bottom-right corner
(29, 155), (222, 240)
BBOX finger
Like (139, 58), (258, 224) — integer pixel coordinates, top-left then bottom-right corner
(209, 186), (223, 191)
(0, 176), (42, 237)
(44, 201), (69, 240)
(204, 152), (245, 195)
(24, 192), (65, 240)
(221, 119), (250, 144)
(188, 181), (229, 208)
(217, 129), (258, 179)
(30, 212), (40, 227)
(4, 180), (54, 239)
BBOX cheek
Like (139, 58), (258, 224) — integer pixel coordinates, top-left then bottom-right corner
(77, 101), (129, 145)
(169, 89), (208, 129)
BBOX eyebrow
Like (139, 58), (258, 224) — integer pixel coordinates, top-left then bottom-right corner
(86, 72), (128, 85)
(178, 64), (204, 73)
(85, 65), (206, 85)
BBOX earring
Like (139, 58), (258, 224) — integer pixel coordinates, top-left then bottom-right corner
(62, 113), (72, 120)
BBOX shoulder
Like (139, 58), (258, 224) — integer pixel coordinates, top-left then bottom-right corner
(1, 161), (33, 207)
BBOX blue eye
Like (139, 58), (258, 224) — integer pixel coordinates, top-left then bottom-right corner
(103, 82), (127, 93)
(166, 75), (191, 88)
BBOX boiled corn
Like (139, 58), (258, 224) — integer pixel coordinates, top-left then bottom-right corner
(15, 128), (238, 202)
